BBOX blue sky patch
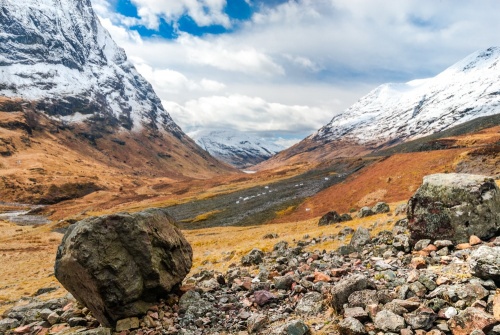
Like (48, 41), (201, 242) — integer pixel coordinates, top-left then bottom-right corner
(113, 0), (289, 39)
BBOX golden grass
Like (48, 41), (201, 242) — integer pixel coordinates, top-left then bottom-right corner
(182, 210), (223, 223)
(275, 205), (297, 217)
(0, 221), (66, 314)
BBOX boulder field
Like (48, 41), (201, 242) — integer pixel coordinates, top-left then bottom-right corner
(2, 173), (500, 335)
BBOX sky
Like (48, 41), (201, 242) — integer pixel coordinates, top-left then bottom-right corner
(91, 0), (500, 148)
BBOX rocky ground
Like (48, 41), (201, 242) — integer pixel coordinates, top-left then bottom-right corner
(3, 216), (500, 335)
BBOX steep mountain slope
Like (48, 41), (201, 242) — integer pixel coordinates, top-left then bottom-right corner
(0, 0), (235, 197)
(190, 129), (284, 169)
(0, 0), (178, 133)
(258, 47), (500, 169)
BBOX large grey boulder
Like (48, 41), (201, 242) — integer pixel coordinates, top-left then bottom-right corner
(55, 209), (193, 327)
(470, 246), (500, 284)
(407, 173), (500, 245)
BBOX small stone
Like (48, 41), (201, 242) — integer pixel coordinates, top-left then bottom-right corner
(13, 325), (32, 334)
(331, 274), (369, 312)
(409, 281), (427, 297)
(470, 235), (483, 246)
(494, 292), (500, 321)
(404, 306), (436, 330)
(448, 307), (496, 335)
(350, 227), (371, 251)
(418, 275), (437, 291)
(410, 257), (427, 269)
(344, 307), (369, 322)
(414, 239), (431, 251)
(0, 318), (20, 332)
(407, 270), (420, 283)
(364, 304), (379, 320)
(372, 202), (390, 214)
(357, 207), (374, 218)
(253, 290), (276, 306)
(285, 319), (309, 335)
(313, 271), (331, 283)
(247, 314), (268, 334)
(116, 317), (140, 332)
(274, 275), (295, 290)
(456, 243), (471, 250)
(338, 317), (367, 335)
(373, 310), (405, 332)
(241, 249), (264, 266)
(470, 246), (500, 283)
(331, 268), (348, 277)
(436, 276), (450, 285)
(348, 290), (378, 308)
(295, 292), (323, 315)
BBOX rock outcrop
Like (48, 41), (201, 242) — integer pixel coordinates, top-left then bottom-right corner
(54, 209), (192, 327)
(318, 211), (352, 226)
(407, 173), (500, 245)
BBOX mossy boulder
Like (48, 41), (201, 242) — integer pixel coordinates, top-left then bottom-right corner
(407, 173), (500, 245)
(55, 209), (192, 327)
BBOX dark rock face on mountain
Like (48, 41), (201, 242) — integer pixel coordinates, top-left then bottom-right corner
(0, 0), (235, 186)
(407, 173), (500, 245)
(0, 0), (181, 135)
(54, 209), (192, 327)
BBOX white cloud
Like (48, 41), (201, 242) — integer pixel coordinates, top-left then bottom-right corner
(162, 94), (332, 136)
(177, 34), (285, 76)
(130, 0), (230, 29)
(91, 0), (500, 147)
(129, 57), (226, 95)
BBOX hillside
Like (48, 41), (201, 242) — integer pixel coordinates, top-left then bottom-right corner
(0, 0), (237, 204)
(258, 47), (500, 170)
(0, 98), (234, 206)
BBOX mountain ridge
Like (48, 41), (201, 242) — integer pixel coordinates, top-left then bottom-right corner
(258, 47), (500, 169)
(0, 0), (180, 134)
(190, 129), (284, 169)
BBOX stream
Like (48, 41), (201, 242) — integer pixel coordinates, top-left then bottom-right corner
(0, 202), (51, 225)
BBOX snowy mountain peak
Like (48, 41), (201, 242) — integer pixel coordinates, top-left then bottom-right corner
(190, 129), (284, 169)
(311, 47), (500, 148)
(0, 0), (181, 134)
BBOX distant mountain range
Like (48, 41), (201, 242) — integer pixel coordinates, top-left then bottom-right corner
(191, 129), (284, 169)
(259, 47), (500, 169)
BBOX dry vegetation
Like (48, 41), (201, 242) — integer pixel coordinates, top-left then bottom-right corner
(1, 98), (500, 320)
(0, 220), (66, 314)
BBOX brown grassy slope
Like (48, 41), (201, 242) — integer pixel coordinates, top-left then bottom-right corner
(270, 125), (500, 224)
(0, 97), (236, 209)
(253, 137), (370, 171)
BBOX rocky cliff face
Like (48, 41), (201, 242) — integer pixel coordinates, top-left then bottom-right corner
(0, 0), (235, 184)
(0, 0), (180, 135)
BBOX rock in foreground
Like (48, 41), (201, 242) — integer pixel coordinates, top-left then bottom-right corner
(407, 173), (500, 245)
(55, 209), (192, 327)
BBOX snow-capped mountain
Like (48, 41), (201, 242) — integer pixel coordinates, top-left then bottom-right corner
(0, 0), (235, 178)
(312, 47), (500, 147)
(191, 129), (284, 169)
(255, 47), (500, 170)
(0, 0), (180, 134)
